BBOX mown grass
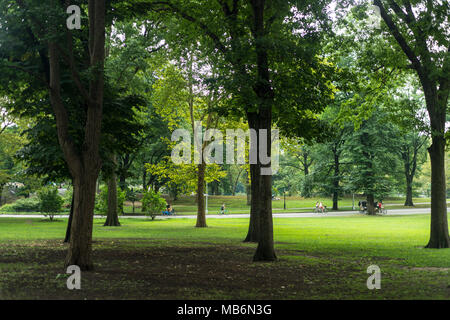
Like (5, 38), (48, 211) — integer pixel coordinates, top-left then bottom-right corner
(0, 214), (449, 299)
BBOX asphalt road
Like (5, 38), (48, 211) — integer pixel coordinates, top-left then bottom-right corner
(0, 208), (437, 220)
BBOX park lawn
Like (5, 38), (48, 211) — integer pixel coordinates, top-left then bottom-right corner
(0, 214), (449, 299)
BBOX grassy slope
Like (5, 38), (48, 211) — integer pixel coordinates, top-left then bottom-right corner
(0, 214), (449, 299)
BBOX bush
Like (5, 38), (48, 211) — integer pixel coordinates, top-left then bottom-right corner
(0, 197), (41, 213)
(141, 190), (166, 220)
(95, 185), (126, 216)
(37, 186), (63, 221)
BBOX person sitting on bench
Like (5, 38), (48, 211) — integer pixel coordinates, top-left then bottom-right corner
(163, 203), (173, 215)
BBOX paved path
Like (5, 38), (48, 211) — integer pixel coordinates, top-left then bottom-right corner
(0, 208), (437, 220)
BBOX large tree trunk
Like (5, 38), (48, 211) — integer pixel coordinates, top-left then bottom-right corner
(196, 163), (207, 228)
(64, 173), (98, 270)
(404, 176), (414, 206)
(366, 194), (375, 215)
(104, 171), (120, 226)
(426, 135), (450, 248)
(64, 190), (75, 243)
(244, 113), (260, 243)
(0, 184), (5, 206)
(253, 109), (276, 261)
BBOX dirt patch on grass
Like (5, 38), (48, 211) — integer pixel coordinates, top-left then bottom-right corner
(0, 239), (365, 300)
(0, 239), (448, 300)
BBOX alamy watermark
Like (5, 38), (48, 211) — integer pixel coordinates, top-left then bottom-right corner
(171, 122), (279, 176)
(66, 5), (81, 30)
(66, 265), (81, 290)
(366, 265), (381, 290)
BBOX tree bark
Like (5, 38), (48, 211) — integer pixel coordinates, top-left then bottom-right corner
(404, 177), (414, 206)
(64, 190), (74, 243)
(253, 109), (276, 261)
(64, 173), (98, 270)
(104, 169), (120, 226)
(196, 162), (207, 227)
(366, 194), (375, 215)
(244, 113), (260, 243)
(426, 135), (450, 248)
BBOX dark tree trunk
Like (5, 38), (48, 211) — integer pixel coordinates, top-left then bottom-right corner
(253, 109), (276, 261)
(142, 164), (147, 191)
(119, 174), (126, 191)
(0, 184), (4, 206)
(64, 173), (99, 270)
(426, 135), (450, 248)
(246, 174), (251, 206)
(104, 171), (120, 227)
(196, 162), (207, 228)
(404, 177), (414, 206)
(64, 190), (74, 243)
(244, 113), (260, 243)
(332, 152), (340, 211)
(366, 194), (375, 215)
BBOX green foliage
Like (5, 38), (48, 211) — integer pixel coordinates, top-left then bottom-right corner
(141, 190), (167, 220)
(0, 197), (41, 213)
(37, 186), (63, 221)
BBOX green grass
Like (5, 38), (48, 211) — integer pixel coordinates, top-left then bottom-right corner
(0, 214), (449, 299)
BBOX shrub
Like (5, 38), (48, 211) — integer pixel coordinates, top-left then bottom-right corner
(0, 197), (41, 213)
(37, 186), (63, 221)
(141, 190), (166, 220)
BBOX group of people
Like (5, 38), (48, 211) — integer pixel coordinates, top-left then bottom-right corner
(359, 200), (384, 212)
(162, 203), (174, 215)
(315, 201), (326, 213)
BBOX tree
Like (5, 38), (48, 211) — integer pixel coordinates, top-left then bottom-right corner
(141, 189), (167, 220)
(0, 0), (107, 269)
(397, 132), (428, 206)
(369, 0), (449, 247)
(345, 110), (402, 215)
(38, 186), (63, 221)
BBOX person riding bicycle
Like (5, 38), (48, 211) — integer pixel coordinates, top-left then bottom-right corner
(318, 201), (325, 213)
(377, 201), (383, 212)
(220, 204), (226, 215)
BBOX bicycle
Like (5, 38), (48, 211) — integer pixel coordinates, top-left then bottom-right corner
(314, 206), (327, 214)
